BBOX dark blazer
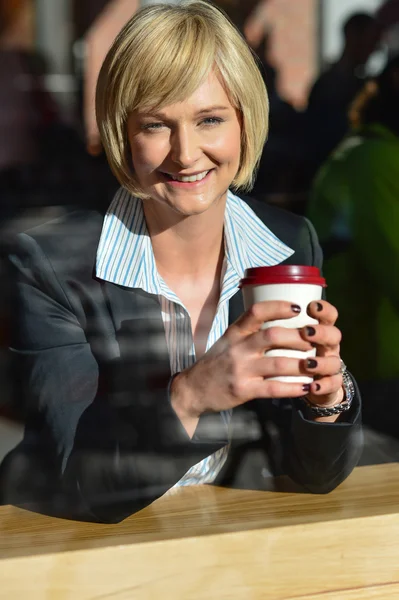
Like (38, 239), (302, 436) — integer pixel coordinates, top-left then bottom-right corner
(0, 198), (362, 523)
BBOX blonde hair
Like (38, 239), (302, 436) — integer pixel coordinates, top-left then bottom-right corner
(96, 0), (269, 197)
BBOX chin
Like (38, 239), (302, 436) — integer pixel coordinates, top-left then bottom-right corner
(168, 202), (213, 218)
(176, 195), (225, 216)
(149, 188), (227, 217)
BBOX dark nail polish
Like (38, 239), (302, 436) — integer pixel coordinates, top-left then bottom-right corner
(306, 359), (318, 369)
(302, 384), (311, 392)
(291, 304), (301, 314)
(306, 326), (316, 337)
(315, 383), (321, 391)
(316, 302), (323, 312)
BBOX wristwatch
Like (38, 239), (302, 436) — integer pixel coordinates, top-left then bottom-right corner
(302, 360), (355, 417)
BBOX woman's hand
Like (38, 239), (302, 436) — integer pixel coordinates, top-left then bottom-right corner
(171, 300), (315, 436)
(299, 300), (344, 422)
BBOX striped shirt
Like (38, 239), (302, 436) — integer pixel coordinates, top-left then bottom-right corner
(96, 188), (293, 487)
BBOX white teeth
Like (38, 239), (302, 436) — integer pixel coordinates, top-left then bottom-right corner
(171, 170), (209, 182)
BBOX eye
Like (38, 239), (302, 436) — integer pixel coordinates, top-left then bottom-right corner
(141, 122), (165, 132)
(200, 117), (224, 127)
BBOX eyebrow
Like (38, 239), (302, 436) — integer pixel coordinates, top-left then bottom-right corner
(139, 105), (230, 119)
(195, 106), (230, 115)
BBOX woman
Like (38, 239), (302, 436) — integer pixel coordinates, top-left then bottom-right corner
(308, 54), (399, 437)
(0, 1), (361, 523)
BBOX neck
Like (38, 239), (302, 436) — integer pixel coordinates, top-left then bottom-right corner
(143, 193), (227, 281)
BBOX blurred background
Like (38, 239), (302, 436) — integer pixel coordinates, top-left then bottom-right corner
(2, 0), (399, 462)
(0, 0), (395, 210)
(0, 0), (397, 220)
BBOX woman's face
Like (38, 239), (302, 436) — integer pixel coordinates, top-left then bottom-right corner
(127, 72), (242, 218)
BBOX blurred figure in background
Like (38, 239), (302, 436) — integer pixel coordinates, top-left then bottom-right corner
(308, 55), (399, 439)
(0, 0), (95, 221)
(84, 0), (139, 157)
(377, 0), (399, 56)
(0, 0), (36, 172)
(251, 30), (305, 200)
(0, 0), (59, 219)
(305, 12), (381, 176)
(243, 1), (305, 201)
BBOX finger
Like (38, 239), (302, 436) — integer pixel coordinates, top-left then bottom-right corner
(307, 300), (338, 326)
(301, 355), (341, 378)
(299, 324), (341, 349)
(251, 355), (304, 378)
(247, 378), (313, 400)
(233, 301), (302, 336)
(246, 326), (313, 355)
(306, 374), (343, 401)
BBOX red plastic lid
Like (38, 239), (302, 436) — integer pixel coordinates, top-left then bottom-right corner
(240, 265), (327, 288)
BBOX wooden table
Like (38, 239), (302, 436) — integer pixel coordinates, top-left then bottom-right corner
(1, 463), (399, 599)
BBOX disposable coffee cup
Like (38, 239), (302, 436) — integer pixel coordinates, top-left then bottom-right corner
(240, 265), (327, 384)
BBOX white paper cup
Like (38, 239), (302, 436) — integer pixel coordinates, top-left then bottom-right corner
(240, 265), (327, 384)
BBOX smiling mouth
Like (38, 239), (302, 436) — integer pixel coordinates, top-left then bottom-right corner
(162, 169), (212, 183)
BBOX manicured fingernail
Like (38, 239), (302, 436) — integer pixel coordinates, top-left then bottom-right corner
(302, 384), (311, 392)
(306, 326), (316, 337)
(316, 302), (323, 312)
(314, 383), (321, 391)
(291, 304), (301, 314)
(306, 359), (318, 369)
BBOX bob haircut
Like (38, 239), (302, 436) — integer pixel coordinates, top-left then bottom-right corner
(96, 0), (269, 197)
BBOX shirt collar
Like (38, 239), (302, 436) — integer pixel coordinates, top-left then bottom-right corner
(224, 190), (294, 279)
(96, 188), (294, 294)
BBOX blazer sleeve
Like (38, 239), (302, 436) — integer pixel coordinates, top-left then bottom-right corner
(1, 233), (227, 523)
(283, 217), (363, 493)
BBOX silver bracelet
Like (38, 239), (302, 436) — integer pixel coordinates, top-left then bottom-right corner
(303, 360), (355, 417)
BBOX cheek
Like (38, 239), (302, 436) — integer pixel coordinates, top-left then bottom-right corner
(208, 125), (241, 168)
(220, 126), (242, 167)
(130, 137), (169, 174)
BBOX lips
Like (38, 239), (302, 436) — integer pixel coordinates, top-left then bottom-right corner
(162, 169), (212, 183)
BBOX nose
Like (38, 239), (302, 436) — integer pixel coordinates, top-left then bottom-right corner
(170, 125), (201, 168)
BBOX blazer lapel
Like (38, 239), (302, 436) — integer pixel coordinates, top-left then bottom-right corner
(101, 281), (172, 388)
(228, 289), (244, 326)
